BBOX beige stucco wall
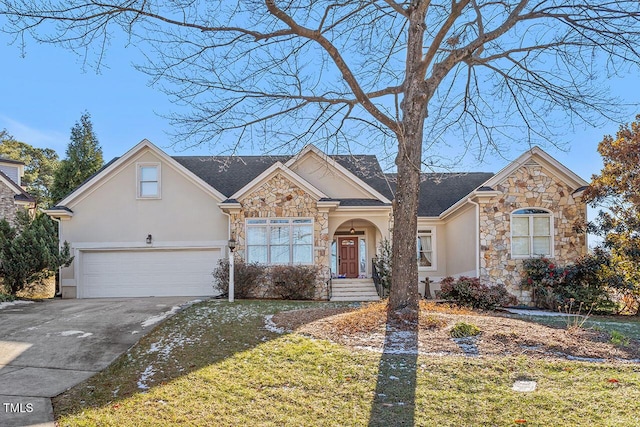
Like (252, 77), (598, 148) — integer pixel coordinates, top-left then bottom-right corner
(57, 148), (229, 293)
(444, 206), (477, 277)
(478, 164), (587, 303)
(289, 154), (373, 199)
(60, 150), (227, 243)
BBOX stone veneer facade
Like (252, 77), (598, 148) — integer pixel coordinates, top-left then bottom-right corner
(0, 181), (18, 224)
(478, 163), (587, 304)
(228, 172), (331, 299)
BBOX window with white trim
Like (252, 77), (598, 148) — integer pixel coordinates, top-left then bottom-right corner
(246, 218), (313, 264)
(417, 228), (436, 270)
(137, 163), (161, 198)
(511, 208), (553, 257)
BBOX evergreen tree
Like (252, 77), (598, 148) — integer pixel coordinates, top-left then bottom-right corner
(0, 211), (73, 295)
(0, 130), (60, 207)
(50, 112), (104, 203)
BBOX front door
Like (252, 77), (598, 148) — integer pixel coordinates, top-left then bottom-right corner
(338, 237), (359, 278)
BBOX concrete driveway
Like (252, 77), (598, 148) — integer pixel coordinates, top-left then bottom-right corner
(0, 297), (202, 427)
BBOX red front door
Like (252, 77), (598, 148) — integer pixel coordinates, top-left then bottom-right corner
(339, 237), (359, 278)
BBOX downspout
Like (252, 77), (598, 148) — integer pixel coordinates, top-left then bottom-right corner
(467, 198), (480, 278)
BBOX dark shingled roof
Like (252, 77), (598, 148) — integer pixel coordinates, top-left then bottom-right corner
(173, 155), (289, 197)
(174, 155), (490, 215)
(0, 170), (35, 203)
(173, 154), (396, 200)
(386, 172), (495, 216)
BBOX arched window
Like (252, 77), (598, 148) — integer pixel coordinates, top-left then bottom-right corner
(511, 208), (553, 258)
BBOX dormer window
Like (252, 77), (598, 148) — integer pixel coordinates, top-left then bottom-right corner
(137, 163), (161, 199)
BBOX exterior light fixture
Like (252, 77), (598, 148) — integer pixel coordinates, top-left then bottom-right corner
(349, 221), (355, 234)
(228, 238), (237, 252)
(146, 234), (153, 244)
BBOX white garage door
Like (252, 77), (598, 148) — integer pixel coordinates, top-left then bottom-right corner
(80, 249), (221, 298)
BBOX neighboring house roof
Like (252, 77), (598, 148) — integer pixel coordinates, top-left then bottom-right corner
(386, 172), (495, 216)
(0, 156), (25, 166)
(0, 169), (35, 204)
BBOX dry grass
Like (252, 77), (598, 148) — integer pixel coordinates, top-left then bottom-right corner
(273, 300), (640, 362)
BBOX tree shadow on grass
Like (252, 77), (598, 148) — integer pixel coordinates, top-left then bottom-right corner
(368, 308), (419, 427)
(52, 300), (352, 420)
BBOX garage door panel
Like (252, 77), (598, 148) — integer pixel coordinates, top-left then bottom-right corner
(80, 249), (221, 298)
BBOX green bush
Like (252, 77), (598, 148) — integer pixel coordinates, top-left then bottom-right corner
(0, 293), (15, 302)
(610, 330), (630, 347)
(0, 212), (73, 296)
(270, 265), (319, 300)
(212, 258), (266, 298)
(450, 322), (481, 338)
(372, 238), (392, 295)
(439, 276), (516, 310)
(521, 250), (623, 313)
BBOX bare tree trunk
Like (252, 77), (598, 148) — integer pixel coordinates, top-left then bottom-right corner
(388, 5), (429, 315)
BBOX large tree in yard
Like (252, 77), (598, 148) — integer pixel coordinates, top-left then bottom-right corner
(584, 115), (640, 311)
(3, 1), (640, 314)
(50, 112), (104, 203)
(0, 130), (59, 207)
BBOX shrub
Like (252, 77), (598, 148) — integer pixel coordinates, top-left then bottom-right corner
(0, 212), (73, 296)
(439, 276), (516, 310)
(450, 322), (481, 338)
(610, 330), (630, 347)
(269, 265), (319, 300)
(521, 251), (623, 313)
(0, 293), (15, 302)
(212, 258), (266, 298)
(372, 238), (392, 295)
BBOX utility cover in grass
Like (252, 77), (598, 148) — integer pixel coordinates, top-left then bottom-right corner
(512, 380), (537, 392)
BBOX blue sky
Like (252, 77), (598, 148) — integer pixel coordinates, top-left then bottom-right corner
(1, 33), (638, 184)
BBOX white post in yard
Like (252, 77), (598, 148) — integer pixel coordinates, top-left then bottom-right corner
(228, 238), (236, 303)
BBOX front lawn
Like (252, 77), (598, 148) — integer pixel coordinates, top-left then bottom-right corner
(54, 300), (640, 426)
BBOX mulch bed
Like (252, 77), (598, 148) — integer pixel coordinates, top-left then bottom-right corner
(272, 305), (640, 362)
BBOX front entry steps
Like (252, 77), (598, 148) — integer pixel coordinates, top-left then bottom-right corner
(330, 278), (380, 302)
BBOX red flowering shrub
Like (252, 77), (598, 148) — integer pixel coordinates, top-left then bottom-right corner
(440, 276), (516, 310)
(521, 251), (623, 313)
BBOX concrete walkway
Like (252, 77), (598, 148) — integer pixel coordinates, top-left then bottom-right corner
(0, 297), (201, 427)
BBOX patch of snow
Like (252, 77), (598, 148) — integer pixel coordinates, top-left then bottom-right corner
(564, 355), (606, 363)
(451, 337), (479, 357)
(504, 308), (577, 317)
(512, 380), (537, 392)
(60, 330), (93, 338)
(112, 386), (120, 397)
(264, 314), (286, 334)
(141, 299), (203, 328)
(141, 305), (181, 328)
(131, 330), (140, 335)
(382, 329), (419, 355)
(0, 300), (33, 310)
(145, 332), (198, 363)
(137, 365), (155, 390)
